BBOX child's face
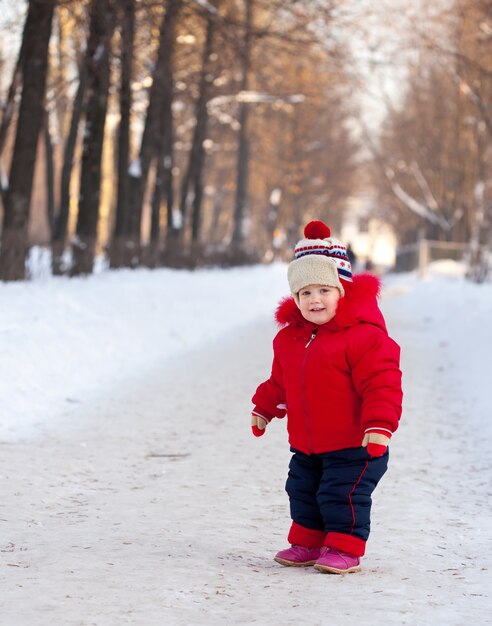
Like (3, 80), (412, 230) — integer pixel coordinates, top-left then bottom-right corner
(298, 284), (340, 325)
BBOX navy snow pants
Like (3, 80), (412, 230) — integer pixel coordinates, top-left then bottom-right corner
(286, 446), (388, 545)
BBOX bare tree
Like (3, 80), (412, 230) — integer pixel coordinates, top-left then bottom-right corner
(71, 0), (116, 276)
(124, 0), (183, 267)
(110, 0), (136, 268)
(231, 0), (253, 247)
(0, 36), (26, 208)
(371, 0), (492, 249)
(0, 0), (362, 276)
(177, 1), (221, 261)
(51, 59), (87, 275)
(0, 0), (55, 281)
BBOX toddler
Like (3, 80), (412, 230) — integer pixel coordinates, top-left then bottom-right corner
(251, 220), (403, 574)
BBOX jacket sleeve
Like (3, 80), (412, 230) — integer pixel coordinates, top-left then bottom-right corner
(251, 343), (287, 424)
(347, 325), (403, 435)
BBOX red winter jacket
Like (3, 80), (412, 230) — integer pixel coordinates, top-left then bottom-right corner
(252, 274), (403, 454)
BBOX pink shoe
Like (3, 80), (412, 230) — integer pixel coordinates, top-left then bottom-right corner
(274, 545), (323, 567)
(314, 547), (361, 574)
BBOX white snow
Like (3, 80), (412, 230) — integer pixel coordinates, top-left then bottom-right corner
(208, 92), (306, 107)
(192, 0), (219, 16)
(128, 157), (142, 178)
(0, 264), (287, 440)
(0, 261), (491, 624)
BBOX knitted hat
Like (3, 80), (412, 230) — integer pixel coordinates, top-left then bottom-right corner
(287, 220), (353, 304)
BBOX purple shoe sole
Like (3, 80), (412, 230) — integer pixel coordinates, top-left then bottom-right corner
(274, 556), (319, 567)
(314, 562), (361, 574)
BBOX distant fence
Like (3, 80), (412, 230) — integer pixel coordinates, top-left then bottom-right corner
(394, 239), (490, 281)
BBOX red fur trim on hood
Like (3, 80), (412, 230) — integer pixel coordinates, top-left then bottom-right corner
(275, 273), (387, 332)
(275, 296), (303, 327)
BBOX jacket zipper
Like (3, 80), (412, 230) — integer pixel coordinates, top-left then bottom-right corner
(301, 327), (318, 453)
(305, 329), (318, 348)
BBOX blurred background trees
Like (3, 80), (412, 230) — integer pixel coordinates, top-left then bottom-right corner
(0, 0), (490, 280)
(370, 0), (492, 275)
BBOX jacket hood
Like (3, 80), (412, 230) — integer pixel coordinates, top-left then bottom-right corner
(275, 273), (387, 332)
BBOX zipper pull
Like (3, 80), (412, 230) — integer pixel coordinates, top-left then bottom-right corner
(305, 328), (318, 348)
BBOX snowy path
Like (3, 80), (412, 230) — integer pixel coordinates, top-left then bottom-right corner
(1, 293), (490, 625)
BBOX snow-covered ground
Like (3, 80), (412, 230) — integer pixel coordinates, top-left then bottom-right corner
(0, 261), (491, 625)
(0, 263), (288, 440)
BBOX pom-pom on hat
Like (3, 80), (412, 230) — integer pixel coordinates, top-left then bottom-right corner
(287, 220), (353, 304)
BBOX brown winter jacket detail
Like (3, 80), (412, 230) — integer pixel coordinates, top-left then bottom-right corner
(252, 274), (403, 455)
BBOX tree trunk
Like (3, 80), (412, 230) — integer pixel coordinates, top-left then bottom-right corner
(179, 11), (217, 246)
(151, 129), (176, 267)
(52, 61), (87, 275)
(0, 28), (26, 157)
(110, 0), (135, 269)
(126, 0), (183, 266)
(0, 36), (26, 209)
(43, 110), (55, 236)
(148, 15), (177, 266)
(150, 158), (164, 246)
(161, 107), (175, 242)
(164, 124), (180, 266)
(71, 0), (115, 276)
(0, 0), (55, 281)
(146, 156), (167, 268)
(232, 0), (254, 245)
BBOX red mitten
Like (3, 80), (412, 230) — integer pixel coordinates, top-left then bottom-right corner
(362, 431), (391, 457)
(252, 425), (265, 437)
(367, 442), (387, 457)
(251, 413), (268, 437)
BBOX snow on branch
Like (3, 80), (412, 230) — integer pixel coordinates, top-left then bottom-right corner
(454, 75), (492, 138)
(128, 158), (142, 179)
(208, 91), (305, 107)
(409, 161), (440, 212)
(0, 159), (8, 192)
(360, 123), (453, 232)
(385, 168), (452, 231)
(191, 0), (219, 16)
(430, 39), (492, 137)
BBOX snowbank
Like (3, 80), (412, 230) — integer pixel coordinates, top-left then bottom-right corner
(0, 264), (288, 440)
